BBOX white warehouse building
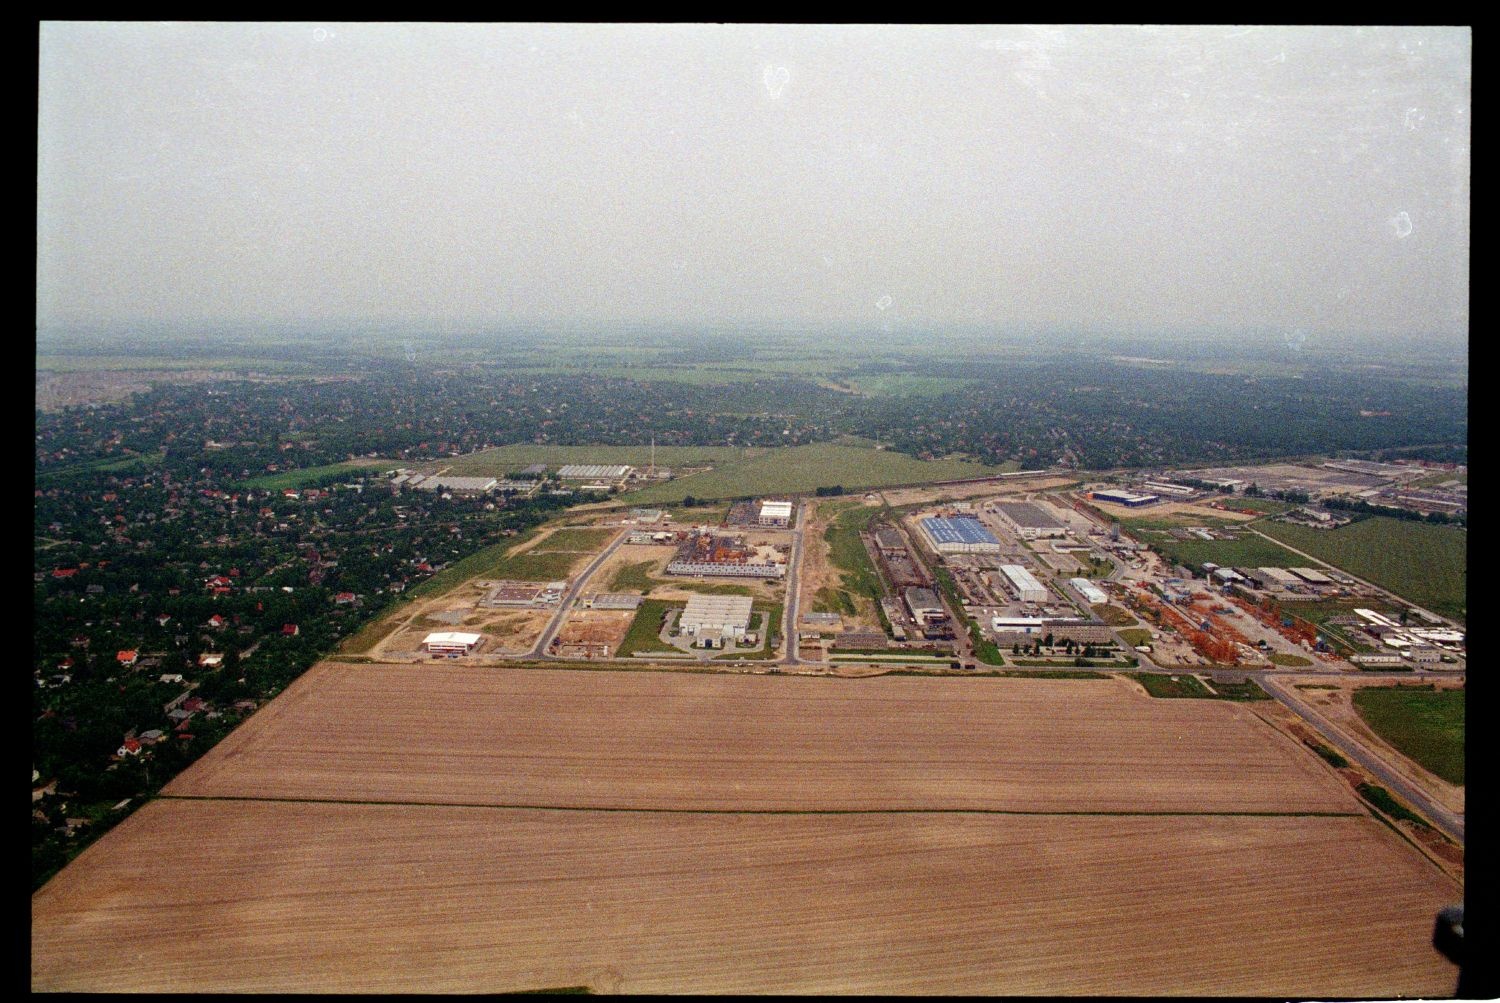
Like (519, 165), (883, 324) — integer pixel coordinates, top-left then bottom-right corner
(758, 500), (794, 526)
(1000, 564), (1049, 604)
(678, 594), (755, 640)
(1069, 578), (1109, 605)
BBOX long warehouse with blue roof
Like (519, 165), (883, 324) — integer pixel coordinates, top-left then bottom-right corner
(919, 515), (1002, 554)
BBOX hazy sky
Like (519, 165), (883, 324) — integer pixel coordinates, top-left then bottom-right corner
(37, 23), (1470, 345)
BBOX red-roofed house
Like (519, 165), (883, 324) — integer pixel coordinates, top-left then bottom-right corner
(116, 650), (139, 667)
(52, 568), (78, 579)
(207, 614), (227, 629)
(117, 738), (141, 757)
(334, 592), (357, 605)
(282, 624), (299, 636)
(156, 614), (172, 627)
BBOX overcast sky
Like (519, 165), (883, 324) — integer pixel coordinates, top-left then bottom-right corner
(37, 23), (1469, 346)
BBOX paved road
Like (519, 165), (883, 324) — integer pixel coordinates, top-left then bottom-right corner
(781, 501), (808, 665)
(1259, 673), (1464, 845)
(528, 526), (631, 658)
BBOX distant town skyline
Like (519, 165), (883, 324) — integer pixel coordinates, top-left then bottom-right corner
(38, 23), (1470, 347)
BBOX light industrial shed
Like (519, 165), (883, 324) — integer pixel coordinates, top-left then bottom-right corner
(678, 595), (754, 639)
(1000, 565), (1049, 604)
(558, 464), (633, 479)
(993, 502), (1068, 539)
(422, 631), (483, 655)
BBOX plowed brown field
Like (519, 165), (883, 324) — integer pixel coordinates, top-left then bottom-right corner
(32, 800), (1459, 995)
(164, 666), (1356, 814)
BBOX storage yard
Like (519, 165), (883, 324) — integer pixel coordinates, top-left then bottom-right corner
(35, 666), (1460, 995)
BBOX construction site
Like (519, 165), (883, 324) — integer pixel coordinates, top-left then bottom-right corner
(666, 529), (788, 579)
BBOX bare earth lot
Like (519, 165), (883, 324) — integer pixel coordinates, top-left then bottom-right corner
(33, 801), (1458, 995)
(167, 666), (1352, 813)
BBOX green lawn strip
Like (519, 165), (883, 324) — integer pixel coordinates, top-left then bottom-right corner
(1258, 517), (1467, 622)
(1268, 653), (1314, 666)
(1351, 686), (1464, 785)
(615, 599), (685, 657)
(239, 459), (394, 491)
(1011, 658), (1134, 668)
(1356, 782), (1431, 828)
(36, 450), (167, 482)
(1116, 627), (1154, 647)
(829, 654), (954, 663)
(998, 670), (1107, 679)
(1304, 740), (1350, 769)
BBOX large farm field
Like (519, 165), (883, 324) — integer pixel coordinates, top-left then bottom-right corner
(32, 801), (1460, 996)
(1257, 517), (1467, 621)
(619, 443), (1011, 505)
(166, 666), (1354, 813)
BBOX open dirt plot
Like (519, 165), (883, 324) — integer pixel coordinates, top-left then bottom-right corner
(1091, 499), (1262, 522)
(32, 800), (1460, 995)
(555, 608), (634, 648)
(373, 608), (551, 658)
(165, 666), (1356, 814)
(877, 475), (1076, 508)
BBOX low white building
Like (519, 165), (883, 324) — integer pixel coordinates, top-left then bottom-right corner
(991, 616), (1048, 634)
(422, 631), (483, 655)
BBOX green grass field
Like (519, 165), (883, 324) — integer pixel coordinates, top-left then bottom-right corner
(36, 451), (166, 482)
(532, 527), (616, 552)
(405, 525), (579, 597)
(1126, 672), (1269, 700)
(616, 599), (684, 656)
(619, 444), (1014, 505)
(1257, 518), (1467, 622)
(438, 444), (753, 476)
(1268, 653), (1314, 666)
(1352, 686), (1464, 785)
(824, 501), (884, 600)
(240, 459), (394, 490)
(1116, 627), (1153, 647)
(1138, 532), (1304, 573)
(1092, 604), (1136, 627)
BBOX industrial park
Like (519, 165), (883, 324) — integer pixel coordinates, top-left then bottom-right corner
(34, 19), (1469, 997)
